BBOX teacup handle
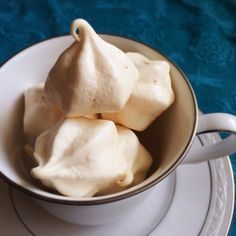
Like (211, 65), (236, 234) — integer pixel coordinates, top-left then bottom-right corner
(182, 113), (236, 164)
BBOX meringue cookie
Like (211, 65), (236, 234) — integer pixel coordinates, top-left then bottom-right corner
(44, 19), (139, 117)
(31, 118), (152, 197)
(24, 84), (63, 138)
(99, 125), (152, 195)
(102, 52), (175, 131)
(31, 118), (125, 197)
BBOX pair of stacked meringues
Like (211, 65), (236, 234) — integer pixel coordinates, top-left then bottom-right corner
(24, 19), (174, 198)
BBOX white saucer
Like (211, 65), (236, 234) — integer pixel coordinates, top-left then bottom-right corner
(0, 132), (234, 236)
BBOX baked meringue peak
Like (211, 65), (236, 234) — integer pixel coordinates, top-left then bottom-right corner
(44, 19), (139, 117)
(102, 52), (175, 131)
(31, 118), (152, 197)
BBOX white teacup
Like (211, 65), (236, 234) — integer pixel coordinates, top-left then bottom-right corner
(0, 35), (236, 226)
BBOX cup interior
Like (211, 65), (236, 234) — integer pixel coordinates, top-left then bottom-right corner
(0, 35), (197, 204)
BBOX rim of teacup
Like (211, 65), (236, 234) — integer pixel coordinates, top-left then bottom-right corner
(0, 34), (198, 205)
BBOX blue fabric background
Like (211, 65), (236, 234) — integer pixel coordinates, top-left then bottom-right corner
(0, 0), (235, 234)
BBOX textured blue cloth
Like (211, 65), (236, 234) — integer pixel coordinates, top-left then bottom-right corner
(0, 0), (236, 234)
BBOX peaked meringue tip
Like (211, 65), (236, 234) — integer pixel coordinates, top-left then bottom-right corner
(70, 18), (92, 41)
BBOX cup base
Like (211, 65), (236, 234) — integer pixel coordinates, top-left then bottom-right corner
(10, 172), (175, 234)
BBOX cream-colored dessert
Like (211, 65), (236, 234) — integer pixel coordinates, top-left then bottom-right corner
(23, 19), (177, 198)
(24, 84), (63, 138)
(102, 52), (175, 131)
(31, 118), (152, 197)
(44, 19), (139, 117)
